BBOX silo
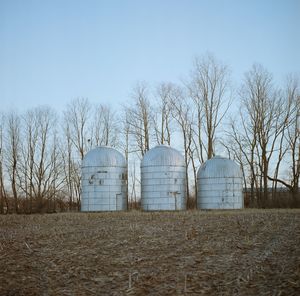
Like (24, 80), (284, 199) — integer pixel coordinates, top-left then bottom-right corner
(141, 145), (186, 211)
(197, 156), (243, 209)
(81, 147), (127, 211)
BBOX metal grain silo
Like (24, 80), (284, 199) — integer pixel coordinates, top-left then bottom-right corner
(81, 147), (127, 211)
(141, 145), (186, 211)
(197, 156), (243, 209)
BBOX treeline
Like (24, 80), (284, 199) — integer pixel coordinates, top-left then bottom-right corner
(0, 54), (299, 213)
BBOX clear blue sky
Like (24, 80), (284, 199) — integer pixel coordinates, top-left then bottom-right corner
(0, 0), (299, 112)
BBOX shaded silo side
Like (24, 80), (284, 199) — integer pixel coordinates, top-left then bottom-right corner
(197, 156), (243, 209)
(81, 147), (127, 211)
(141, 145), (186, 211)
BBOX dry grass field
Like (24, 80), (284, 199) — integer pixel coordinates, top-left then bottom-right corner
(0, 209), (299, 296)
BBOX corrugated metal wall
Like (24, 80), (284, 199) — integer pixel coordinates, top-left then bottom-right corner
(197, 156), (243, 209)
(141, 145), (186, 211)
(81, 147), (127, 211)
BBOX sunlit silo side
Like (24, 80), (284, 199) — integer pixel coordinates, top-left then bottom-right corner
(81, 147), (127, 211)
(141, 145), (186, 211)
(197, 156), (243, 209)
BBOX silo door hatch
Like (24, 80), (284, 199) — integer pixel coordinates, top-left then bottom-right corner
(116, 193), (122, 210)
(221, 190), (231, 208)
(169, 191), (180, 210)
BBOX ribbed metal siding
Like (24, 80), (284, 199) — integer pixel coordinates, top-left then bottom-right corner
(141, 145), (186, 211)
(197, 156), (243, 209)
(81, 147), (127, 211)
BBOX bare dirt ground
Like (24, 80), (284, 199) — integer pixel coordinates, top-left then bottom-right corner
(0, 209), (299, 296)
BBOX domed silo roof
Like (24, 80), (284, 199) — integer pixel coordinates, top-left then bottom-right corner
(141, 145), (186, 211)
(141, 145), (185, 167)
(197, 156), (242, 179)
(82, 146), (126, 168)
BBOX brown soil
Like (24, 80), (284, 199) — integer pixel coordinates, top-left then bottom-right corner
(0, 209), (299, 295)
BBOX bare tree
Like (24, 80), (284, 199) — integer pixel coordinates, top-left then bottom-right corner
(32, 107), (53, 210)
(0, 114), (8, 214)
(46, 131), (65, 212)
(119, 111), (131, 207)
(286, 90), (300, 203)
(64, 97), (91, 160)
(19, 109), (39, 212)
(91, 104), (119, 147)
(268, 79), (297, 198)
(18, 107), (61, 212)
(153, 83), (174, 145)
(129, 161), (138, 208)
(5, 112), (21, 213)
(221, 130), (248, 193)
(125, 82), (152, 157)
(224, 116), (259, 205)
(189, 53), (231, 160)
(246, 65), (290, 205)
(266, 76), (300, 204)
(170, 84), (194, 207)
(62, 123), (77, 209)
(227, 64), (293, 206)
(62, 98), (91, 210)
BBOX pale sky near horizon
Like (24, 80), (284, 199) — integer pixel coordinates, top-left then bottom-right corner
(0, 0), (299, 114)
